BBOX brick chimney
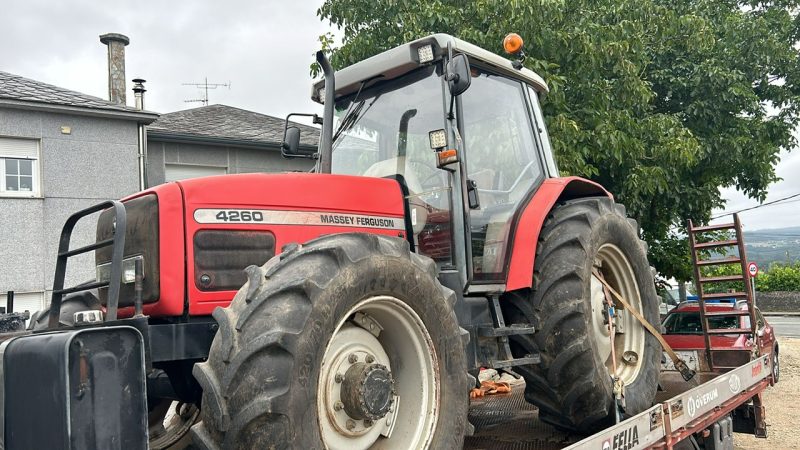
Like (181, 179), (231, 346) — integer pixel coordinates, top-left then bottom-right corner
(99, 33), (130, 105)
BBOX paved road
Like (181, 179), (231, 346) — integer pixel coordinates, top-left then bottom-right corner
(765, 315), (800, 338)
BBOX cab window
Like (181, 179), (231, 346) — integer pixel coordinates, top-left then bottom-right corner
(330, 66), (454, 265)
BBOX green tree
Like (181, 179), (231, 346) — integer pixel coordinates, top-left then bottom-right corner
(316, 0), (800, 281)
(759, 262), (800, 291)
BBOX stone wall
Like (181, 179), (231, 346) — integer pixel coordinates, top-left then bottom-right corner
(755, 291), (800, 312)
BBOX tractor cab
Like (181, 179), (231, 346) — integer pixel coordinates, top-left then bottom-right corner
(290, 34), (560, 285)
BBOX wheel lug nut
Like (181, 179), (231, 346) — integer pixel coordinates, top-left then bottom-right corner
(335, 373), (344, 383)
(334, 401), (344, 411)
(346, 419), (356, 430)
(348, 353), (358, 364)
(364, 419), (373, 428)
(365, 355), (375, 363)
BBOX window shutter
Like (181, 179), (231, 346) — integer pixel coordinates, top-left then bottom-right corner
(165, 164), (226, 182)
(0, 138), (38, 159)
(0, 291), (44, 315)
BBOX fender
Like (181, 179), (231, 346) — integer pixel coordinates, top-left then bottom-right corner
(505, 176), (612, 291)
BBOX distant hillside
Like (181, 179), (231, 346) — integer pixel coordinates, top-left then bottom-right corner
(743, 226), (800, 269)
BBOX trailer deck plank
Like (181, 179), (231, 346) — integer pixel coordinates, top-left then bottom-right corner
(464, 383), (580, 449)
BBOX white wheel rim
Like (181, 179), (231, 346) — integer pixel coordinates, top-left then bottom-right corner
(317, 296), (439, 449)
(774, 352), (779, 379)
(148, 401), (199, 449)
(589, 244), (646, 386)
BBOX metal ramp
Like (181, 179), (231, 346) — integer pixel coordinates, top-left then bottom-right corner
(687, 213), (760, 371)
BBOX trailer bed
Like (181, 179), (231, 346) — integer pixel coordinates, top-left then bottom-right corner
(465, 353), (772, 450)
(465, 383), (579, 449)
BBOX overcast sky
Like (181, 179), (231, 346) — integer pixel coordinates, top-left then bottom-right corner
(2, 0), (798, 231)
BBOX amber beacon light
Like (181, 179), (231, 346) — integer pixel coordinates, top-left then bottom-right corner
(503, 33), (524, 55)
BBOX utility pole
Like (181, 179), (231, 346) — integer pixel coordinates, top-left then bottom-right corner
(183, 77), (231, 106)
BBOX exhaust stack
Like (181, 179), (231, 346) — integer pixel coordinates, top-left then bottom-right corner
(132, 78), (146, 110)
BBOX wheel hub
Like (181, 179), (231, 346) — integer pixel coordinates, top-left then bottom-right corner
(341, 362), (395, 421)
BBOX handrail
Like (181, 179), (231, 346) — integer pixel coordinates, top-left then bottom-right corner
(48, 200), (126, 328)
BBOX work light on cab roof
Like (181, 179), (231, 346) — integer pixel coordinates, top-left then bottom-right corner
(503, 33), (524, 54)
(417, 44), (435, 63)
(503, 32), (526, 69)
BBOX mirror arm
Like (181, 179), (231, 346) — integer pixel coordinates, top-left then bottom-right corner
(281, 113), (319, 159)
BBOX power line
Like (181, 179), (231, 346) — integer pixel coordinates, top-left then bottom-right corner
(711, 192), (800, 220)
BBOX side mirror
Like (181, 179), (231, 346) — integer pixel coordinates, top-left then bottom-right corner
(281, 126), (305, 157)
(446, 54), (471, 97)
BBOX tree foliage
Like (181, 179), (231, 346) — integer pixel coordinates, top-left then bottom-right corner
(701, 262), (800, 292)
(316, 0), (800, 281)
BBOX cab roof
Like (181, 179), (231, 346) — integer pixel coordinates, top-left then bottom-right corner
(312, 33), (549, 104)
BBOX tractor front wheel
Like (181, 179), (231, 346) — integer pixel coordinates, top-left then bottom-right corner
(191, 233), (470, 449)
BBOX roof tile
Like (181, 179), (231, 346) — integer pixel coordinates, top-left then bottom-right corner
(148, 104), (320, 147)
(0, 70), (148, 114)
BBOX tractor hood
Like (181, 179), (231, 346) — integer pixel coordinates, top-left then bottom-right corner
(177, 172), (407, 315)
(99, 172), (408, 318)
(178, 172), (405, 217)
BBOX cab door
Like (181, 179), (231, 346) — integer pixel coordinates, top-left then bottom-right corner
(458, 66), (545, 282)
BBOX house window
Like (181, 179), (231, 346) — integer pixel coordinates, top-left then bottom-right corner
(0, 137), (40, 197)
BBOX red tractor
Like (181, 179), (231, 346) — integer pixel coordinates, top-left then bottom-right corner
(19, 34), (661, 449)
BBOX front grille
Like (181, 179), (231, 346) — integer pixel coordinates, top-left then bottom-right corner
(96, 194), (160, 306)
(193, 230), (275, 291)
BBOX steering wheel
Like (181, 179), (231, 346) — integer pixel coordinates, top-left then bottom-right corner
(405, 160), (449, 210)
(406, 159), (447, 191)
(475, 161), (535, 201)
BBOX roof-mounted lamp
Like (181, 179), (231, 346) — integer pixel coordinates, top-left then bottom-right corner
(503, 33), (526, 70)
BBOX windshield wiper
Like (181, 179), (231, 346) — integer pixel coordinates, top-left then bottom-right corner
(331, 94), (382, 146)
(332, 79), (368, 142)
(332, 100), (365, 142)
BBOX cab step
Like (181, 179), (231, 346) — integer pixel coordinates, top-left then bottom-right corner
(477, 324), (536, 337)
(483, 295), (540, 369)
(489, 355), (541, 369)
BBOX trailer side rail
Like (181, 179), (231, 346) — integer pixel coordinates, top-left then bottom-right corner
(564, 354), (772, 450)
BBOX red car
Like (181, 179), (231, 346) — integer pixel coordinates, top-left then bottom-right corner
(660, 300), (779, 386)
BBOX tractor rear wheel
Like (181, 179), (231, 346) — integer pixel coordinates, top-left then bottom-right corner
(190, 233), (470, 449)
(503, 197), (660, 433)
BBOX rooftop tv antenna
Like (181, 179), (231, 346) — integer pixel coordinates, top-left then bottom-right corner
(183, 77), (231, 105)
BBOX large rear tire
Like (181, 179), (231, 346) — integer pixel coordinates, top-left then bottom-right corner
(190, 233), (470, 449)
(503, 197), (660, 433)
